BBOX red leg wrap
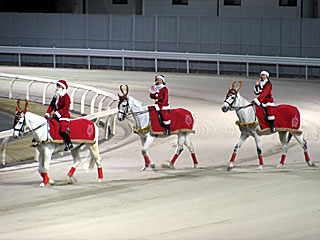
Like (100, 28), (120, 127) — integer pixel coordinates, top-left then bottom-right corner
(230, 152), (236, 162)
(143, 155), (150, 167)
(259, 155), (264, 165)
(67, 167), (76, 177)
(191, 153), (198, 165)
(41, 172), (49, 185)
(280, 154), (286, 165)
(304, 152), (310, 162)
(98, 167), (103, 179)
(171, 154), (179, 165)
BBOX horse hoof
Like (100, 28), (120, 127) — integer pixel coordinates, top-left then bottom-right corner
(276, 164), (285, 169)
(39, 182), (46, 187)
(67, 176), (77, 184)
(308, 162), (316, 167)
(98, 179), (102, 183)
(141, 166), (147, 171)
(193, 164), (198, 169)
(227, 166), (234, 171)
(49, 179), (55, 185)
(161, 161), (175, 169)
(257, 165), (263, 170)
(150, 162), (156, 169)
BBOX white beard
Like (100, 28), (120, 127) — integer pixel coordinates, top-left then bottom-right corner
(54, 88), (67, 98)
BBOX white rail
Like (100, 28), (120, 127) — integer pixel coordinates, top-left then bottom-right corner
(0, 74), (119, 167)
(1, 46), (320, 79)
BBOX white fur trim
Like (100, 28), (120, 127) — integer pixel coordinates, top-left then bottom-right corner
(161, 105), (170, 110)
(260, 71), (269, 77)
(261, 102), (275, 107)
(253, 98), (261, 106)
(267, 116), (275, 120)
(156, 75), (165, 83)
(55, 111), (61, 118)
(45, 113), (50, 118)
(60, 117), (71, 122)
(163, 120), (171, 124)
(57, 81), (67, 89)
(254, 86), (261, 94)
(155, 104), (160, 111)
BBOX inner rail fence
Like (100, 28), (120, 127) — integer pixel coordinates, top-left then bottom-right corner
(0, 46), (320, 79)
(0, 73), (118, 167)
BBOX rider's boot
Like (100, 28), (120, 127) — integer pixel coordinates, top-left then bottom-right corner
(164, 124), (171, 135)
(268, 120), (275, 133)
(61, 132), (73, 151)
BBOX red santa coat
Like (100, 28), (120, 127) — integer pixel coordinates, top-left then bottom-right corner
(46, 94), (71, 132)
(253, 79), (275, 120)
(149, 85), (170, 123)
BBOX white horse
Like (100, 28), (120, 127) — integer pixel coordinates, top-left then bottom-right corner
(13, 99), (103, 186)
(221, 81), (315, 171)
(117, 85), (198, 170)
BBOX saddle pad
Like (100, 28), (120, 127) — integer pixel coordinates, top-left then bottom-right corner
(148, 106), (195, 135)
(48, 118), (95, 142)
(256, 104), (300, 130)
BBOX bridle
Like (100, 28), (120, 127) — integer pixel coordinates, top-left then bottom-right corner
(118, 85), (149, 118)
(224, 81), (254, 111)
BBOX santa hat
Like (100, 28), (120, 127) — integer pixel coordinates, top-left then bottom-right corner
(56, 79), (68, 89)
(155, 75), (166, 84)
(260, 70), (269, 78)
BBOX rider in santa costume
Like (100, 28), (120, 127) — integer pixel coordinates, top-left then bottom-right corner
(252, 70), (276, 132)
(149, 75), (171, 135)
(45, 79), (73, 151)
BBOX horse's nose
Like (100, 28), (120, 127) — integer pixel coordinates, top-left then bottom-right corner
(221, 105), (228, 113)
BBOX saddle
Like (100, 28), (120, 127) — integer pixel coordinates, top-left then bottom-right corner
(148, 106), (195, 135)
(48, 118), (96, 143)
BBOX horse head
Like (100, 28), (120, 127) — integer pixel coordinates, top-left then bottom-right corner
(13, 99), (29, 138)
(117, 85), (130, 121)
(221, 81), (242, 112)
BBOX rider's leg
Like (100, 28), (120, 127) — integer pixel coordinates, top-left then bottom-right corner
(161, 110), (171, 135)
(60, 120), (73, 151)
(266, 106), (275, 133)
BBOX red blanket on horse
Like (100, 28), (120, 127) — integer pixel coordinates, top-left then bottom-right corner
(48, 118), (96, 143)
(256, 104), (300, 131)
(148, 107), (195, 135)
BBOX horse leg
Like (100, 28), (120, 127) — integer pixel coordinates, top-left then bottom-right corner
(253, 133), (264, 170)
(87, 142), (103, 182)
(39, 147), (54, 187)
(162, 133), (185, 169)
(227, 132), (249, 171)
(67, 145), (82, 184)
(184, 133), (198, 168)
(292, 134), (315, 167)
(277, 132), (288, 168)
(140, 135), (155, 171)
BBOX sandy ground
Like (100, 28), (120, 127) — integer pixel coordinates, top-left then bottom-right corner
(0, 66), (320, 240)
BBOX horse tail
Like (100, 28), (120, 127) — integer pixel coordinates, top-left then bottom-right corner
(287, 133), (293, 144)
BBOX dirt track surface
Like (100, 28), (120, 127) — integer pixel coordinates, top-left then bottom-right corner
(0, 66), (320, 240)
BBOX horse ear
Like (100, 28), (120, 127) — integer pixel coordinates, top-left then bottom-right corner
(231, 81), (236, 90)
(24, 99), (29, 113)
(237, 81), (243, 92)
(17, 99), (22, 111)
